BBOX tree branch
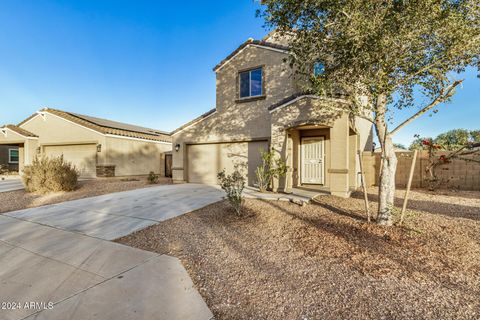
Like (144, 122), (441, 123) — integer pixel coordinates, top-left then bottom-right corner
(395, 34), (480, 87)
(389, 80), (463, 136)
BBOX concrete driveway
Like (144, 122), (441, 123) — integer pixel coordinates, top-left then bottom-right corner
(0, 177), (23, 192)
(5, 183), (224, 240)
(0, 215), (213, 320)
(0, 183), (224, 320)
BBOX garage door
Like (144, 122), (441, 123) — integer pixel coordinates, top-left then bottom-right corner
(44, 144), (97, 178)
(187, 141), (268, 186)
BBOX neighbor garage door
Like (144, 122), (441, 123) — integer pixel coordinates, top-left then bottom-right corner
(187, 140), (268, 186)
(44, 144), (97, 178)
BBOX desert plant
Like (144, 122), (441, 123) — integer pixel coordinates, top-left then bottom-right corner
(217, 168), (246, 215)
(147, 171), (159, 184)
(255, 148), (288, 192)
(22, 155), (79, 194)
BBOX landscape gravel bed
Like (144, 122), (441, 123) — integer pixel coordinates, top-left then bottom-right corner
(118, 188), (480, 320)
(0, 176), (171, 213)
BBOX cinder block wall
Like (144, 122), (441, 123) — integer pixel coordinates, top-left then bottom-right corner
(362, 151), (480, 191)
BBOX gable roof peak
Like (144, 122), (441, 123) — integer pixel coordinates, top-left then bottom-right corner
(19, 107), (171, 143)
(213, 37), (290, 72)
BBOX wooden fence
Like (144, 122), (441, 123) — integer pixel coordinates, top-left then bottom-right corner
(362, 151), (480, 191)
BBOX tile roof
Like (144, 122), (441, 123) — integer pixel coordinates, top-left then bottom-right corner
(20, 108), (171, 143)
(213, 39), (289, 72)
(1, 124), (38, 138)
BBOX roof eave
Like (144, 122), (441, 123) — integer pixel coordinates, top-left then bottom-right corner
(212, 40), (290, 72)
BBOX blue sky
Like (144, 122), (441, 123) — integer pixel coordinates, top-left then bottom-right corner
(0, 0), (478, 146)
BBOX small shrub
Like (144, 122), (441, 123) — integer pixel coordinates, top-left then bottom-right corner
(255, 148), (288, 192)
(22, 156), (79, 194)
(147, 171), (159, 184)
(217, 168), (246, 215)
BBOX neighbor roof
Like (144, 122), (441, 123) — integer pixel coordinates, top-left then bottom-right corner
(19, 108), (171, 143)
(1, 124), (38, 138)
(213, 38), (289, 72)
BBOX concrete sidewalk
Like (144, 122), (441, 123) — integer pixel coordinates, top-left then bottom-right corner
(0, 214), (213, 320)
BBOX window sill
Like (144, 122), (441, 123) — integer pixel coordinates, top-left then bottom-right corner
(235, 95), (266, 103)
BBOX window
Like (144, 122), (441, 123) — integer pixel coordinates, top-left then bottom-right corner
(239, 67), (263, 98)
(8, 149), (19, 164)
(313, 62), (325, 76)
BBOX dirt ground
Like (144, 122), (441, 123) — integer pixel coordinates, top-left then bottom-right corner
(118, 188), (480, 320)
(0, 176), (172, 213)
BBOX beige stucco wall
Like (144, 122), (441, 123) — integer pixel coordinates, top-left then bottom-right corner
(21, 113), (106, 145)
(173, 45), (297, 181)
(105, 136), (170, 176)
(270, 97), (353, 196)
(20, 113), (107, 171)
(19, 112), (172, 177)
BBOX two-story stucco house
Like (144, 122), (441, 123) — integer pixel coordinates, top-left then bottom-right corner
(172, 33), (373, 198)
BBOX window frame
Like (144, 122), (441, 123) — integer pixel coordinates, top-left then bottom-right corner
(238, 66), (265, 100)
(8, 148), (19, 164)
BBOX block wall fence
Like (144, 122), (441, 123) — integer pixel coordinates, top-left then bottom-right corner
(361, 151), (480, 191)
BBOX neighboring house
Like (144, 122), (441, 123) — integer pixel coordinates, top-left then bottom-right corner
(0, 145), (19, 172)
(0, 108), (171, 178)
(172, 33), (373, 197)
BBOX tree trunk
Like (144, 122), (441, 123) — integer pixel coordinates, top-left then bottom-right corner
(374, 94), (397, 226)
(377, 135), (397, 225)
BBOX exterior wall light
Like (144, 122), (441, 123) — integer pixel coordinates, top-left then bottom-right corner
(175, 143), (180, 152)
(97, 144), (102, 152)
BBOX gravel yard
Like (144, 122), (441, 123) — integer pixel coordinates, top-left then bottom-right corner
(117, 188), (480, 320)
(0, 176), (171, 213)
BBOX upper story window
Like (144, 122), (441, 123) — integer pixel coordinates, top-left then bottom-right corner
(313, 62), (325, 76)
(239, 67), (263, 98)
(8, 149), (19, 164)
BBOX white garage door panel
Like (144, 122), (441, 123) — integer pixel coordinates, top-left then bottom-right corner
(44, 144), (97, 178)
(187, 141), (268, 186)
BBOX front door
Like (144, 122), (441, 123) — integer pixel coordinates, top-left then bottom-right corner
(301, 137), (325, 184)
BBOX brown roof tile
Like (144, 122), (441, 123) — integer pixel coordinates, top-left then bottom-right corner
(2, 125), (38, 138)
(21, 108), (171, 143)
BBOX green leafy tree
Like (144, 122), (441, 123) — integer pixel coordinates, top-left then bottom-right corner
(393, 143), (407, 150)
(435, 129), (471, 150)
(469, 130), (480, 143)
(409, 129), (480, 150)
(259, 0), (479, 225)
